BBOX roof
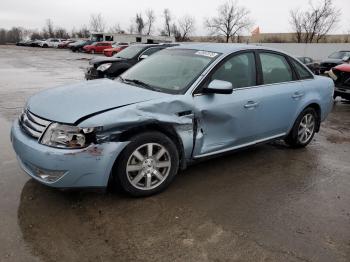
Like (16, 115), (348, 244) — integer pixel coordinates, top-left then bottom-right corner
(169, 43), (292, 56)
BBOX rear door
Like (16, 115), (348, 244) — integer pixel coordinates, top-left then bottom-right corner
(251, 51), (305, 139)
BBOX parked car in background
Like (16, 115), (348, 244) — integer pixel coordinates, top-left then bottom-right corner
(70, 40), (95, 52)
(30, 39), (44, 47)
(58, 40), (76, 49)
(16, 40), (42, 47)
(328, 63), (350, 100)
(39, 38), (65, 48)
(296, 57), (320, 75)
(103, 43), (129, 57)
(83, 42), (113, 54)
(85, 43), (178, 80)
(16, 40), (29, 46)
(319, 51), (350, 74)
(11, 44), (334, 197)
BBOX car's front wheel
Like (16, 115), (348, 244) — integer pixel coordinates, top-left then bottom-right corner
(285, 107), (318, 148)
(114, 132), (179, 197)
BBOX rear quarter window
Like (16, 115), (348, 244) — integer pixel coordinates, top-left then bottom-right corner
(290, 59), (313, 80)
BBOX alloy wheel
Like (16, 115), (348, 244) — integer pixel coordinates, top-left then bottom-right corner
(298, 113), (315, 144)
(126, 143), (171, 190)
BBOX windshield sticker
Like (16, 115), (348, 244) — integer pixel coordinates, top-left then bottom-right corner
(195, 51), (218, 58)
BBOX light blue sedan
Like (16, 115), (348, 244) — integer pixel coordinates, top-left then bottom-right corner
(11, 44), (334, 196)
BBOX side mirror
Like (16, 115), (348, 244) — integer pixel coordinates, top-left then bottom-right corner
(342, 56), (350, 62)
(139, 54), (149, 60)
(203, 80), (233, 94)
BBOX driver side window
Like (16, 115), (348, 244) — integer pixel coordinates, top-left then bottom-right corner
(211, 52), (257, 88)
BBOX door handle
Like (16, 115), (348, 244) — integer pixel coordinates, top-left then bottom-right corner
(244, 101), (259, 109)
(292, 92), (304, 99)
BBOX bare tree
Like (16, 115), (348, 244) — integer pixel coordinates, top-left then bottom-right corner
(0, 29), (6, 44)
(89, 13), (106, 32)
(110, 23), (124, 34)
(171, 23), (181, 40)
(290, 9), (303, 43)
(128, 22), (135, 34)
(77, 25), (90, 38)
(135, 13), (145, 34)
(205, 1), (252, 43)
(54, 27), (70, 39)
(163, 9), (172, 37)
(43, 19), (54, 38)
(178, 15), (195, 41)
(289, 0), (340, 43)
(145, 9), (156, 35)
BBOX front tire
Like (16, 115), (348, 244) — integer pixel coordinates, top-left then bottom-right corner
(114, 132), (179, 197)
(285, 107), (318, 148)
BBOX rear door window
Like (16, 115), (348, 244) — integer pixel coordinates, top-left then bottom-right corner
(259, 53), (293, 84)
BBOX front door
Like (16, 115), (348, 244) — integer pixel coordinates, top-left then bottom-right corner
(193, 51), (261, 156)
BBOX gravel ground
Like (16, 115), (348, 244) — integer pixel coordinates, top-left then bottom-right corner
(0, 45), (349, 262)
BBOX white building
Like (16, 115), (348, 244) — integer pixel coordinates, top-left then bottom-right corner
(90, 32), (175, 44)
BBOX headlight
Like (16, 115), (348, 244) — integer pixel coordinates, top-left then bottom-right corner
(97, 63), (112, 71)
(41, 123), (96, 149)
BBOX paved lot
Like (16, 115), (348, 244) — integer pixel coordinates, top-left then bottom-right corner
(0, 45), (349, 262)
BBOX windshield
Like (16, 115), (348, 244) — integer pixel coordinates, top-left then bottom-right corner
(120, 49), (220, 94)
(115, 45), (147, 59)
(329, 51), (350, 59)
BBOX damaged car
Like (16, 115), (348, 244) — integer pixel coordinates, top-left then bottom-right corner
(319, 51), (350, 74)
(85, 43), (177, 80)
(11, 44), (334, 197)
(328, 63), (350, 100)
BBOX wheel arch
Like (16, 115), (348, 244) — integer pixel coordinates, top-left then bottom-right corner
(114, 122), (186, 171)
(305, 102), (321, 132)
(291, 102), (322, 133)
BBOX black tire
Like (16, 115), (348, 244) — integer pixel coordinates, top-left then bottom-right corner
(114, 131), (179, 197)
(285, 107), (318, 148)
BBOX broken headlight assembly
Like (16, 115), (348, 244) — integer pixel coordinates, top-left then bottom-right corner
(97, 63), (112, 71)
(40, 123), (97, 149)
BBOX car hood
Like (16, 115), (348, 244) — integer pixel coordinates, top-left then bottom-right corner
(27, 79), (169, 124)
(320, 58), (343, 65)
(90, 56), (125, 65)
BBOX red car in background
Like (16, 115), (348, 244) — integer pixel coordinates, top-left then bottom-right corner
(103, 43), (129, 57)
(83, 42), (112, 54)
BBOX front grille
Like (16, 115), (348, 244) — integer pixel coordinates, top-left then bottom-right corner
(19, 110), (51, 139)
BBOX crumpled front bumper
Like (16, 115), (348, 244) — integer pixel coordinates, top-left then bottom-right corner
(11, 120), (128, 188)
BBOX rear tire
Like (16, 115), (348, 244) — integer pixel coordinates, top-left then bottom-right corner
(285, 107), (318, 148)
(114, 132), (179, 197)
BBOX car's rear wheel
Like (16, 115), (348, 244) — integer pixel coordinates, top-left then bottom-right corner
(114, 132), (179, 197)
(285, 107), (317, 148)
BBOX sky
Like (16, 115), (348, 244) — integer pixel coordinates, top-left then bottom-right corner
(0, 0), (349, 35)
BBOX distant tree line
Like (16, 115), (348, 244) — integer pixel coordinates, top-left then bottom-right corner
(0, 0), (347, 44)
